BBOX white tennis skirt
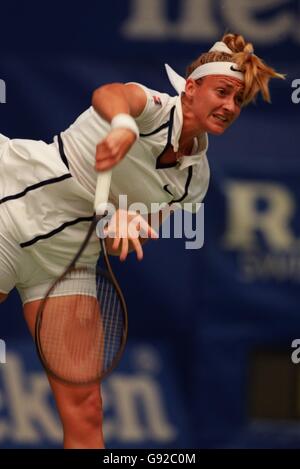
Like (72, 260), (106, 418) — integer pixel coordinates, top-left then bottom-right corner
(0, 134), (99, 304)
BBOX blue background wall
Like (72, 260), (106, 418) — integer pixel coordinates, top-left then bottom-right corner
(0, 0), (300, 448)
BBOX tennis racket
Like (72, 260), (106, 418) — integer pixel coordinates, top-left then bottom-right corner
(35, 170), (128, 385)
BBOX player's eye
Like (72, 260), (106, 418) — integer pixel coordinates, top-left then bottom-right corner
(216, 88), (226, 96)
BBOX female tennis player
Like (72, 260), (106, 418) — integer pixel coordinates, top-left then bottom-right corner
(0, 33), (284, 448)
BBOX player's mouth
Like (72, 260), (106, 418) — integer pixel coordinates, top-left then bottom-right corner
(212, 113), (229, 125)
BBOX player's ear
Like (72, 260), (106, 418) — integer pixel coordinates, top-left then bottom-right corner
(184, 78), (197, 100)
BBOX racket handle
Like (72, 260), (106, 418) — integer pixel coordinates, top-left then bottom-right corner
(94, 170), (112, 215)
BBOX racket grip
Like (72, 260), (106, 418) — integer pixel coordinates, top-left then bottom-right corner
(94, 170), (112, 215)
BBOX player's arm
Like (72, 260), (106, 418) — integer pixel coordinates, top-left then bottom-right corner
(92, 83), (147, 171)
(92, 83), (147, 121)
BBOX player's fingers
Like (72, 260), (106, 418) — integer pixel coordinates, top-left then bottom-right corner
(95, 143), (119, 166)
(130, 237), (143, 261)
(97, 137), (118, 151)
(95, 158), (118, 171)
(112, 237), (121, 250)
(148, 225), (159, 239)
(120, 237), (129, 262)
(138, 217), (158, 239)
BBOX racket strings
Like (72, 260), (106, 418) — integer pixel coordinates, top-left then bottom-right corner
(97, 275), (124, 371)
(37, 267), (125, 384)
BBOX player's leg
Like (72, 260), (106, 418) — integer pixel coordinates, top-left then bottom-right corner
(23, 298), (105, 449)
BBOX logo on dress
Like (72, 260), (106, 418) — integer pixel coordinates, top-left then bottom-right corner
(153, 96), (162, 106)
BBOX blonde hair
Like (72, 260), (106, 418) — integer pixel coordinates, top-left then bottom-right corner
(186, 33), (285, 106)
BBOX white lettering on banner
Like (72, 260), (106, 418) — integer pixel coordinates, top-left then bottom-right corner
(122, 0), (219, 39)
(177, 0), (219, 40)
(0, 353), (61, 443)
(122, 0), (169, 38)
(240, 252), (300, 282)
(0, 390), (10, 439)
(122, 0), (299, 44)
(0, 348), (177, 446)
(222, 181), (296, 250)
(222, 0), (295, 43)
(222, 181), (300, 283)
(104, 375), (177, 442)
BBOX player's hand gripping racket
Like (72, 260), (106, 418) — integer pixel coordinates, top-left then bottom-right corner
(35, 170), (128, 385)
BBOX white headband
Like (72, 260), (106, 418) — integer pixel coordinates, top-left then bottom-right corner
(165, 41), (245, 95)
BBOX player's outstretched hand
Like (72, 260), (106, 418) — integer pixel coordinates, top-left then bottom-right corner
(103, 209), (158, 261)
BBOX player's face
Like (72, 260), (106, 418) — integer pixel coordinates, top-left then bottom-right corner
(188, 75), (244, 135)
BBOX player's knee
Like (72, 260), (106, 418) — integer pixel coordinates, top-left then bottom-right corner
(62, 387), (103, 429)
(77, 389), (103, 427)
(0, 293), (8, 304)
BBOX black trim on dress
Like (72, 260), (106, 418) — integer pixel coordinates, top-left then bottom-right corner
(57, 134), (70, 169)
(0, 174), (72, 205)
(20, 216), (94, 248)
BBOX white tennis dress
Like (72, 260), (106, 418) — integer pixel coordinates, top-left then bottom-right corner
(0, 83), (210, 304)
